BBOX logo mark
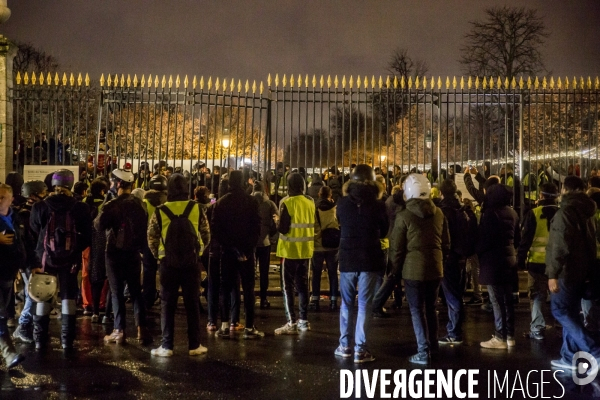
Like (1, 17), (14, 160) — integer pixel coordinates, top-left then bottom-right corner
(572, 351), (599, 386)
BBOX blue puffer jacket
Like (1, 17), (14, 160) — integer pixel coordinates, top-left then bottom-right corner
(0, 207), (25, 280)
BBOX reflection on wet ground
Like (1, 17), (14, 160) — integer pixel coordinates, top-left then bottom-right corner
(1, 296), (599, 399)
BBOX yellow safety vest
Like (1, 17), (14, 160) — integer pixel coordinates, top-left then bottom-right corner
(527, 206), (555, 264)
(277, 171), (289, 196)
(523, 173), (537, 201)
(276, 195), (315, 259)
(380, 237), (389, 250)
(157, 201), (203, 260)
(143, 199), (156, 225)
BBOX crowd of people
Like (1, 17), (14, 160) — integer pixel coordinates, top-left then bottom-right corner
(0, 156), (598, 372)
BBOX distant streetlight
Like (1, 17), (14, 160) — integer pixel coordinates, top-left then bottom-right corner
(425, 130), (432, 149)
(222, 129), (230, 149)
(380, 155), (386, 162)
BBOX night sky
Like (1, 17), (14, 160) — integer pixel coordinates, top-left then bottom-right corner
(2, 0), (600, 85)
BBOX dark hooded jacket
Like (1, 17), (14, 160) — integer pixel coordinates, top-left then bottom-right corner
(336, 180), (388, 272)
(95, 193), (148, 253)
(327, 176), (342, 204)
(545, 192), (597, 285)
(476, 184), (520, 285)
(307, 174), (324, 200)
(385, 190), (405, 237)
(144, 190), (167, 209)
(390, 198), (449, 281)
(30, 193), (92, 269)
(253, 190), (279, 247)
(212, 188), (261, 254)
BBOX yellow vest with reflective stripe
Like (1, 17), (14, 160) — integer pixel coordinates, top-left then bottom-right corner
(527, 206), (553, 264)
(158, 201), (203, 260)
(144, 199), (156, 225)
(277, 172), (289, 196)
(276, 195), (315, 259)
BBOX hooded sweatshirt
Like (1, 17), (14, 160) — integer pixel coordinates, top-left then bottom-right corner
(253, 191), (279, 247)
(390, 198), (449, 281)
(30, 193), (92, 269)
(336, 180), (388, 272)
(307, 174), (325, 200)
(546, 191), (597, 285)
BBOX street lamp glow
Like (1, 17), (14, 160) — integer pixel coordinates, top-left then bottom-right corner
(222, 129), (230, 148)
(380, 155), (386, 162)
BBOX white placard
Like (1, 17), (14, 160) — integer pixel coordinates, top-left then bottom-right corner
(23, 165), (80, 183)
(454, 173), (475, 201)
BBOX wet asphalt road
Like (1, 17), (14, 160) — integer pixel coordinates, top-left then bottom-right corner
(1, 269), (599, 400)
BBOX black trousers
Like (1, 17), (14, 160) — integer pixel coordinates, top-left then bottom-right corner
(159, 260), (201, 350)
(207, 253), (241, 325)
(106, 250), (146, 331)
(220, 249), (256, 329)
(142, 244), (158, 309)
(280, 258), (309, 323)
(256, 245), (271, 301)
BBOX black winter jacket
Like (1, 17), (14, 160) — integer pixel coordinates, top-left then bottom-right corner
(212, 188), (261, 253)
(476, 185), (520, 285)
(545, 192), (597, 285)
(30, 194), (92, 269)
(95, 194), (148, 253)
(336, 180), (388, 273)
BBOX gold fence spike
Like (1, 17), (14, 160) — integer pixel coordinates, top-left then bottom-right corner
(244, 80), (249, 93)
(222, 78), (227, 91)
(53, 72), (58, 86)
(305, 74), (309, 88)
(215, 77), (220, 91)
(320, 75), (324, 88)
(167, 75), (173, 89)
(296, 74), (301, 88)
(394, 76), (398, 89)
(369, 75), (374, 89)
(526, 77), (532, 89)
(84, 73), (89, 87)
(105, 74), (111, 86)
(159, 75), (165, 89)
(460, 76), (464, 90)
(15, 71), (21, 85)
(23, 72), (29, 85)
(47, 72), (52, 86)
(475, 76), (480, 89)
(496, 76), (501, 89)
(260, 82), (264, 95)
(408, 76), (413, 89)
(534, 77), (539, 89)
(482, 76), (488, 89)
(587, 76), (592, 89)
(542, 77), (547, 89)
(237, 79), (241, 92)
(283, 74), (288, 88)
(437, 76), (442, 90)
(516, 77), (521, 89)
(199, 76), (204, 90)
(564, 77), (569, 89)
(595, 77), (599, 90)
(118, 74), (124, 87)
(488, 77), (494, 89)
(364, 76), (368, 89)
(400, 76), (405, 89)
(141, 75), (146, 88)
(132, 74), (138, 87)
(342, 75), (346, 89)
(421, 76), (425, 89)
(230, 79), (235, 92)
(467, 76), (472, 89)
(63, 73), (68, 86)
(356, 76), (360, 89)
(447, 77), (451, 90)
(267, 74), (272, 87)
(252, 80), (256, 94)
(31, 72), (37, 85)
(332, 75), (336, 89)
(572, 76), (576, 89)
(431, 76), (435, 89)
(126, 74), (131, 88)
(39, 73), (44, 85)
(77, 73), (82, 86)
(192, 75), (197, 89)
(154, 75), (159, 88)
(183, 75), (188, 88)
(275, 74), (279, 87)
(175, 75), (180, 88)
(415, 76), (420, 89)
(313, 75), (317, 88)
(579, 76), (584, 88)
(557, 77), (562, 89)
(207, 76), (212, 90)
(549, 77), (555, 89)
(348, 75), (353, 89)
(289, 75), (294, 88)
(386, 76), (390, 88)
(148, 75), (153, 88)
(379, 76), (384, 89)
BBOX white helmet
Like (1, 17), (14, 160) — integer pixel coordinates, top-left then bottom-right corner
(403, 173), (431, 200)
(111, 168), (135, 183)
(28, 273), (58, 303)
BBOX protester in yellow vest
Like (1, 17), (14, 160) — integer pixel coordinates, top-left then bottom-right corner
(275, 173), (315, 335)
(517, 182), (559, 341)
(142, 174), (168, 309)
(147, 174), (210, 357)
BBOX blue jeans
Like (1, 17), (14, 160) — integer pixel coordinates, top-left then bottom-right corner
(339, 271), (378, 353)
(441, 256), (465, 339)
(487, 283), (514, 340)
(551, 279), (600, 361)
(528, 271), (548, 334)
(405, 279), (441, 355)
(18, 270), (34, 326)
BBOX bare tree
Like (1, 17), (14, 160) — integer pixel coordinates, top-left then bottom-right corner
(459, 7), (549, 78)
(13, 42), (59, 75)
(387, 48), (429, 81)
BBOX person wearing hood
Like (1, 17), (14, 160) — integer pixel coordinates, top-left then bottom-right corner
(30, 169), (92, 352)
(390, 174), (449, 364)
(142, 174), (168, 310)
(476, 184), (520, 350)
(274, 173), (315, 335)
(546, 176), (600, 370)
(310, 186), (339, 312)
(582, 184), (600, 334)
(437, 179), (478, 346)
(6, 172), (26, 211)
(96, 169), (149, 345)
(307, 173), (324, 201)
(517, 183), (559, 341)
(212, 170), (263, 339)
(148, 174), (210, 357)
(372, 183), (406, 317)
(327, 172), (343, 204)
(335, 165), (388, 363)
(252, 182), (278, 309)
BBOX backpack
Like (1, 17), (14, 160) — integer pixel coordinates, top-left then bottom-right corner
(157, 202), (200, 268)
(448, 206), (477, 257)
(113, 215), (136, 251)
(42, 209), (78, 267)
(316, 209), (340, 249)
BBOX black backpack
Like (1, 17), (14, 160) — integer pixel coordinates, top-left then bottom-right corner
(113, 215), (136, 251)
(42, 208), (78, 267)
(157, 201), (200, 268)
(316, 209), (341, 249)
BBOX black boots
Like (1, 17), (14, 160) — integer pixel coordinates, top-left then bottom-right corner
(0, 334), (24, 369)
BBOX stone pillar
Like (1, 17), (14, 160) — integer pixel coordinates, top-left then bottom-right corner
(0, 35), (16, 183)
(0, 1), (13, 183)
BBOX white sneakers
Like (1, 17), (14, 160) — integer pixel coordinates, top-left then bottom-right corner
(151, 345), (208, 357)
(275, 322), (298, 335)
(480, 336), (515, 349)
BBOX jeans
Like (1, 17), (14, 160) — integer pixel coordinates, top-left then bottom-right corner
(466, 255), (482, 300)
(405, 279), (441, 355)
(441, 255), (465, 339)
(207, 253), (240, 325)
(256, 245), (271, 301)
(528, 270), (549, 333)
(551, 279), (600, 361)
(106, 250), (146, 331)
(18, 270), (34, 326)
(159, 260), (201, 350)
(142, 244), (158, 309)
(0, 280), (13, 337)
(220, 249), (256, 328)
(339, 271), (378, 353)
(311, 250), (338, 301)
(487, 283), (514, 340)
(280, 258), (309, 323)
